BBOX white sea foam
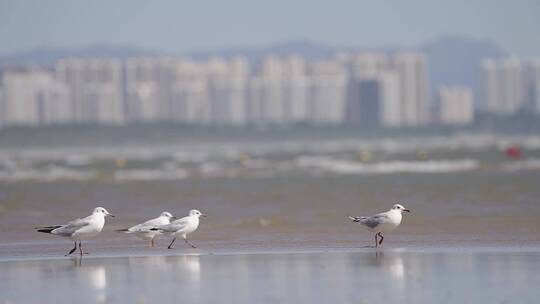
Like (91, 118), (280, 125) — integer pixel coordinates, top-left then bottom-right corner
(296, 156), (479, 175)
(0, 166), (97, 183)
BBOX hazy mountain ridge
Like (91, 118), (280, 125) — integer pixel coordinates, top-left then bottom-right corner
(0, 45), (159, 67)
(420, 35), (507, 96)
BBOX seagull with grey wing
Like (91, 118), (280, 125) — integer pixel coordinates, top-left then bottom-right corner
(151, 209), (206, 249)
(116, 211), (176, 247)
(35, 207), (114, 256)
(349, 204), (410, 247)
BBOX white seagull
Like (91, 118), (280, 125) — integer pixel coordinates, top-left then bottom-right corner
(116, 211), (176, 247)
(151, 209), (206, 249)
(35, 207), (114, 256)
(349, 204), (410, 247)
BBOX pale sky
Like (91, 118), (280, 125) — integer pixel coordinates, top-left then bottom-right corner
(0, 0), (539, 56)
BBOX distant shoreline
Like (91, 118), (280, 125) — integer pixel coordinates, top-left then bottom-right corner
(1, 121), (540, 148)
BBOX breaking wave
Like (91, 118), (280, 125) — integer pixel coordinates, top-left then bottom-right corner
(296, 156), (479, 174)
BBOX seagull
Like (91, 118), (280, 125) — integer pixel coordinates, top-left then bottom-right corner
(116, 211), (176, 247)
(35, 207), (114, 256)
(349, 204), (410, 248)
(151, 209), (206, 249)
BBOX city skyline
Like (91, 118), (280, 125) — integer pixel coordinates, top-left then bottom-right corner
(0, 52), (430, 128)
(2, 51), (539, 129)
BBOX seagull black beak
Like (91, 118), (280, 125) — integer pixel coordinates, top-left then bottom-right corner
(201, 213), (208, 218)
(109, 214), (116, 218)
(403, 209), (411, 213)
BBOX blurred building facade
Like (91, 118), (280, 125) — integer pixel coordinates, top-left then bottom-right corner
(437, 86), (474, 126)
(480, 57), (540, 116)
(56, 59), (124, 124)
(392, 53), (430, 126)
(0, 68), (71, 126)
(307, 60), (348, 124)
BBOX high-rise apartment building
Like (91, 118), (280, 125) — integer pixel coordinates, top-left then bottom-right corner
(480, 59), (498, 114)
(125, 82), (160, 122)
(392, 53), (430, 126)
(56, 59), (124, 124)
(1, 69), (41, 126)
(124, 57), (180, 122)
(524, 59), (540, 114)
(345, 72), (401, 127)
(437, 86), (474, 126)
(171, 79), (210, 124)
(348, 53), (388, 79)
(0, 87), (3, 127)
(247, 57), (286, 124)
(206, 57), (249, 126)
(307, 60), (348, 124)
(0, 69), (71, 126)
(480, 57), (526, 115)
(282, 56), (309, 124)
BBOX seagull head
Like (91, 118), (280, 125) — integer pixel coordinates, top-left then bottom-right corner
(160, 211), (176, 220)
(93, 207), (115, 218)
(189, 209), (207, 218)
(391, 204), (410, 214)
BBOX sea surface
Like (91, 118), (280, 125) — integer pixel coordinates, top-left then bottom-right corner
(0, 133), (539, 302)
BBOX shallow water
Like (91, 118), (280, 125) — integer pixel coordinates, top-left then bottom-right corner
(1, 247), (539, 304)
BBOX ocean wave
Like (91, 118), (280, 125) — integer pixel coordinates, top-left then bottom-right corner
(296, 156), (479, 174)
(0, 166), (97, 182)
(1, 135), (539, 166)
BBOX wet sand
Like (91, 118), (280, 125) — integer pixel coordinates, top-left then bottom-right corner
(1, 246), (539, 304)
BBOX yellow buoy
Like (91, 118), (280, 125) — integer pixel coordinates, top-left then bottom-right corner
(358, 150), (372, 162)
(417, 150), (428, 160)
(239, 153), (251, 166)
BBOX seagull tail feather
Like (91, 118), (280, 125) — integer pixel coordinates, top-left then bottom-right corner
(349, 216), (362, 223)
(35, 225), (62, 234)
